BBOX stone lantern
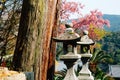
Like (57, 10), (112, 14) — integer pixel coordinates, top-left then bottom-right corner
(77, 30), (94, 80)
(53, 28), (81, 80)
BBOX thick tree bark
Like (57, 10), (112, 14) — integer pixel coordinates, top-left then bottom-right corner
(13, 0), (58, 80)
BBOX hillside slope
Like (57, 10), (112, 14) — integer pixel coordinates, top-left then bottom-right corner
(103, 14), (120, 32)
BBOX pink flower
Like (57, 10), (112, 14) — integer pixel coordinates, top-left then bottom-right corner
(60, 1), (83, 20)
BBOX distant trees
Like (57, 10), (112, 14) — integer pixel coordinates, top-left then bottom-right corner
(100, 32), (120, 64)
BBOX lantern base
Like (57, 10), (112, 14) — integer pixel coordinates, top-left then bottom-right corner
(60, 52), (81, 59)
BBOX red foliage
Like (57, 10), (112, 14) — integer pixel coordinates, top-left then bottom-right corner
(73, 10), (110, 29)
(72, 10), (110, 40)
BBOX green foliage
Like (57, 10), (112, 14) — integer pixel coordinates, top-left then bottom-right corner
(94, 67), (115, 80)
(54, 68), (66, 80)
(56, 43), (64, 60)
(100, 31), (120, 64)
(54, 76), (63, 80)
(75, 64), (82, 76)
(89, 48), (114, 78)
(90, 49), (113, 64)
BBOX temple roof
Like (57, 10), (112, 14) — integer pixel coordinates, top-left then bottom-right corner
(109, 65), (120, 78)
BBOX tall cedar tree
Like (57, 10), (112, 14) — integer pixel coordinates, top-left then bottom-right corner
(13, 0), (59, 80)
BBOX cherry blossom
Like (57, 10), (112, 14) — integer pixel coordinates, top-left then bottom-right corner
(60, 0), (84, 20)
(59, 1), (110, 41)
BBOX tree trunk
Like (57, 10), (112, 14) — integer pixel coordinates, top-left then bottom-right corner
(13, 0), (59, 80)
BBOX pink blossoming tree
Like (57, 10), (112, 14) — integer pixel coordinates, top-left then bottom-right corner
(59, 0), (110, 41)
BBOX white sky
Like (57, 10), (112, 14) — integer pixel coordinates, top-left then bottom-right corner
(67, 0), (120, 15)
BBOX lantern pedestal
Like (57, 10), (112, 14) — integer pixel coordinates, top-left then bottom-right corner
(78, 54), (94, 80)
(60, 55), (81, 80)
